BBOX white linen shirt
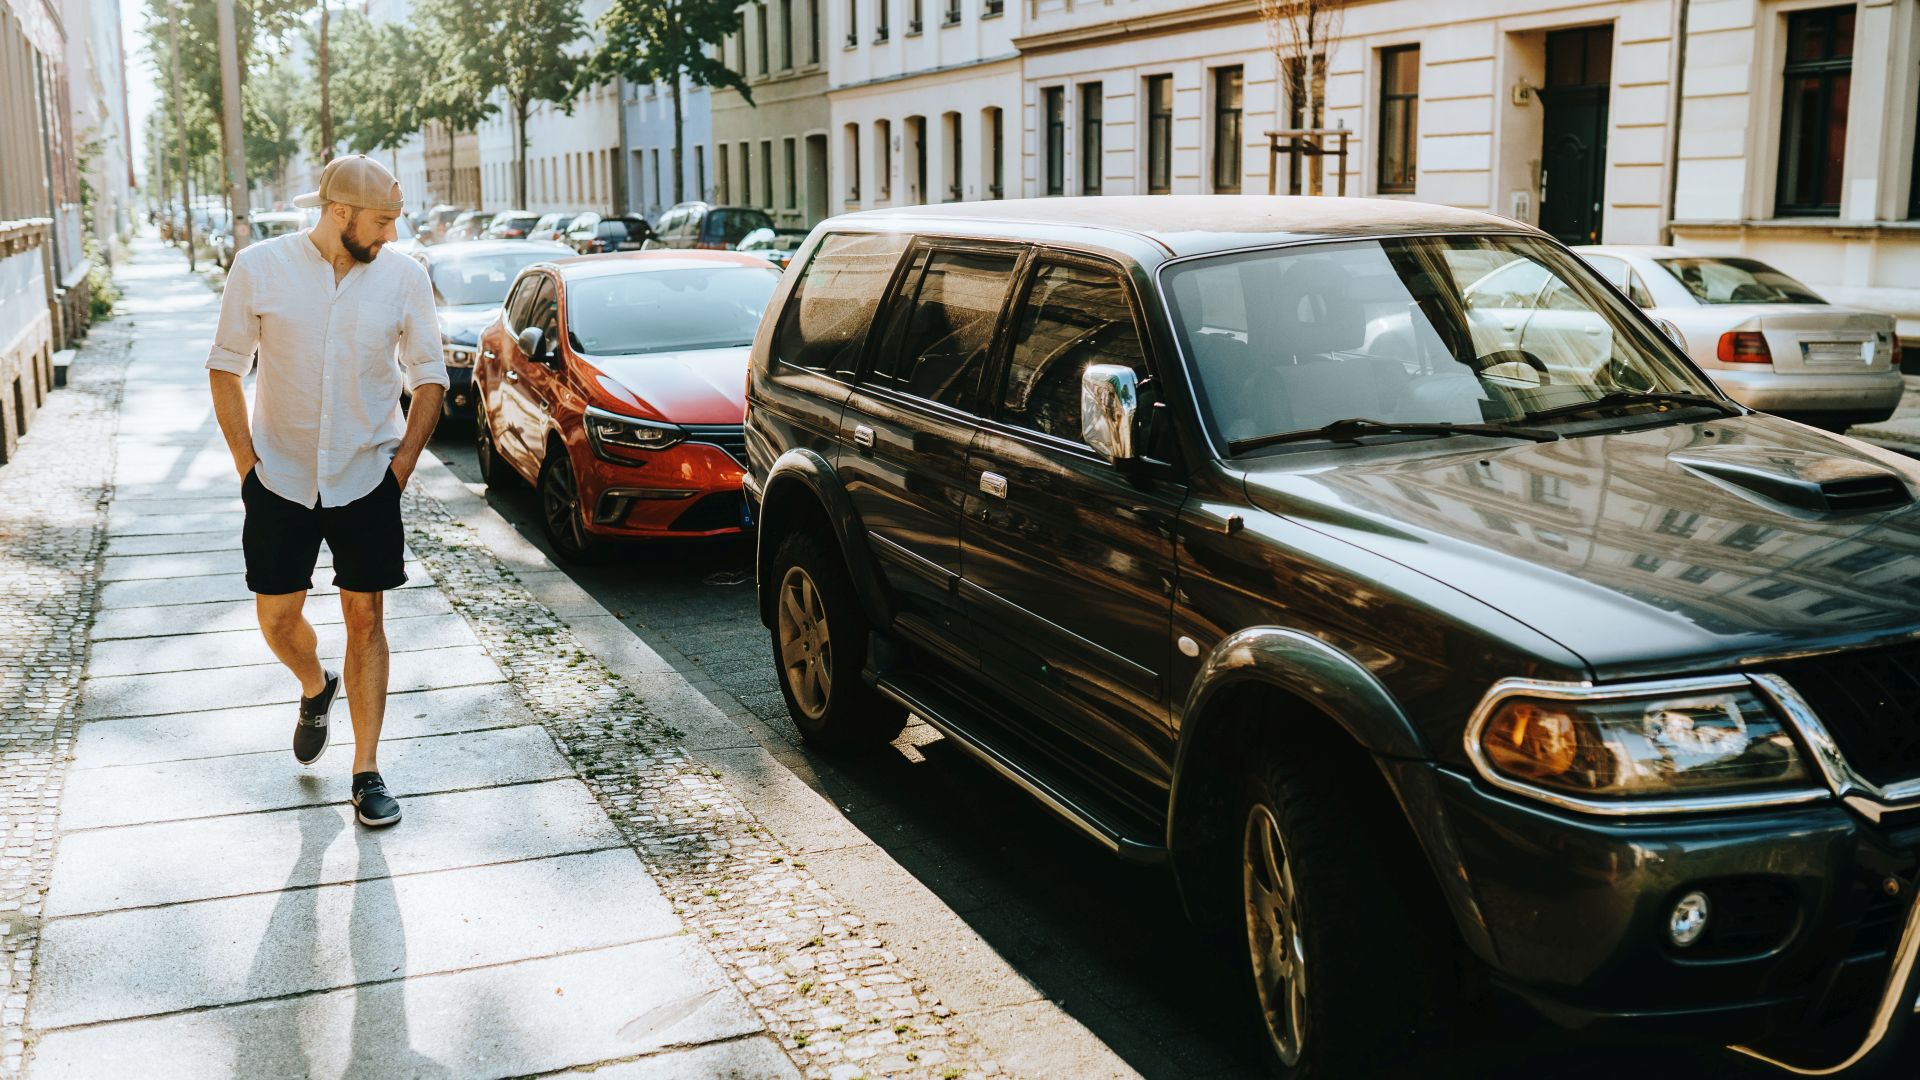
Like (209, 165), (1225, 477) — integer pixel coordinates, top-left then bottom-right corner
(206, 231), (448, 508)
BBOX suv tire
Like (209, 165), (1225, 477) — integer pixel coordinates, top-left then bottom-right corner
(475, 406), (515, 490)
(768, 529), (907, 749)
(1238, 739), (1450, 1077)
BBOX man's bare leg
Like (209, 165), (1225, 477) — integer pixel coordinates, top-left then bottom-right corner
(339, 589), (387, 774)
(257, 591), (327, 698)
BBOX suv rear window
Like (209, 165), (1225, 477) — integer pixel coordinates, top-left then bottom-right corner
(772, 232), (909, 376)
(870, 248), (1019, 407)
(707, 208), (776, 246)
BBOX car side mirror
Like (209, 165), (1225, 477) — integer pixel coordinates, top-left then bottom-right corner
(1081, 364), (1139, 464)
(516, 326), (544, 359)
(1652, 317), (1689, 354)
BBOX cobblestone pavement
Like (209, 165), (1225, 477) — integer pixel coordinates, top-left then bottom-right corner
(0, 323), (131, 1078)
(398, 484), (1010, 1079)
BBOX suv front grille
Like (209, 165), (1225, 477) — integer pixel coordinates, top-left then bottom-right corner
(1772, 642), (1920, 788)
(683, 424), (747, 467)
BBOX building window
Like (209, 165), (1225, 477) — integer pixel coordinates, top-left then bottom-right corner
(1777, 6), (1854, 216)
(846, 0), (857, 46)
(910, 0), (922, 32)
(651, 148), (662, 207)
(946, 111), (963, 199)
(1377, 46), (1418, 194)
(808, 0), (820, 61)
(986, 106), (1004, 198)
(844, 123), (861, 201)
(736, 11), (748, 73)
(1212, 66), (1243, 193)
(876, 0), (888, 41)
(695, 145), (705, 199)
(716, 143), (730, 202)
(785, 138), (799, 208)
(1044, 87), (1065, 196)
(910, 115), (927, 203)
(1146, 74), (1173, 194)
(762, 139), (775, 209)
(741, 141), (753, 205)
(945, 0), (960, 24)
(757, 3), (770, 75)
(1080, 82), (1103, 195)
(877, 118), (892, 198)
(781, 0), (793, 67)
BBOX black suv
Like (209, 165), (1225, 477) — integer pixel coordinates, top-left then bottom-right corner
(743, 196), (1920, 1075)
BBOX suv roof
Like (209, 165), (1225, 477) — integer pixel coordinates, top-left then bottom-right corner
(841, 196), (1533, 259)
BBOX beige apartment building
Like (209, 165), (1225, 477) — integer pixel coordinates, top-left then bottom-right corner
(712, 0), (835, 227)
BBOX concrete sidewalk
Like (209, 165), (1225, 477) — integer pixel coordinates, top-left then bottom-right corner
(9, 235), (1099, 1080)
(19, 237), (788, 1078)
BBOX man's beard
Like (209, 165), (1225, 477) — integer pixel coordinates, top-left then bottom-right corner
(342, 227), (381, 263)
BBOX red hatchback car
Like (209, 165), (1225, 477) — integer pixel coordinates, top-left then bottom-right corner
(472, 251), (782, 558)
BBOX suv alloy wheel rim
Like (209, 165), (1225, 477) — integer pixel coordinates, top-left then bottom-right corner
(776, 565), (833, 720)
(541, 454), (589, 555)
(1244, 802), (1307, 1066)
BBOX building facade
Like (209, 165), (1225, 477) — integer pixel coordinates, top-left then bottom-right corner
(829, 0), (1022, 212)
(1669, 0), (1920, 335)
(1, 0), (79, 465)
(711, 0), (833, 227)
(62, 0), (134, 250)
(624, 76), (713, 219)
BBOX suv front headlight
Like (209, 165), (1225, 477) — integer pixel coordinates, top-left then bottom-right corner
(1467, 677), (1821, 812)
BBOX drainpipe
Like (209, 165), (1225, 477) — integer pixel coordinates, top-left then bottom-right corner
(1663, 0), (1690, 245)
(615, 74), (630, 215)
(33, 50), (67, 348)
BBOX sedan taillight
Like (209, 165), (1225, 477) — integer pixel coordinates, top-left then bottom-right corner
(1716, 331), (1772, 364)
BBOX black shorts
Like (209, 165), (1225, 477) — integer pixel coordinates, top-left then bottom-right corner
(241, 466), (407, 595)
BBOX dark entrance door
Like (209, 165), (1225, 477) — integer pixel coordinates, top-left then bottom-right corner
(1538, 25), (1613, 244)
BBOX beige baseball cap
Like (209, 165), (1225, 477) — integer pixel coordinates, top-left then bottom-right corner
(293, 154), (405, 211)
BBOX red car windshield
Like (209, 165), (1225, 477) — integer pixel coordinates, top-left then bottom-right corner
(566, 267), (778, 355)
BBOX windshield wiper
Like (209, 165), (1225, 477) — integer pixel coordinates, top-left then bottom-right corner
(1520, 390), (1741, 424)
(1228, 417), (1559, 455)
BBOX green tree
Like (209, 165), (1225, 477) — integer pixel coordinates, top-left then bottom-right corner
(580, 0), (750, 204)
(243, 59), (305, 190)
(327, 14), (426, 154)
(420, 0), (586, 207)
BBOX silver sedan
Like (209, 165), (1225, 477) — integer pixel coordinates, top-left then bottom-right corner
(1574, 245), (1902, 430)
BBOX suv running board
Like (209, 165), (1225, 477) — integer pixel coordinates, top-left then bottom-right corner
(872, 674), (1169, 866)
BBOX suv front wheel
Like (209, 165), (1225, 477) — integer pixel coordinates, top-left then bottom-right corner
(768, 529), (906, 749)
(1237, 739), (1452, 1076)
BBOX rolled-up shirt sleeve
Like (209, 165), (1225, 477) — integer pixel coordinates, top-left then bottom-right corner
(205, 249), (259, 375)
(398, 263), (450, 392)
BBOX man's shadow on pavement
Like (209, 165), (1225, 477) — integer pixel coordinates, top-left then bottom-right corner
(230, 782), (451, 1078)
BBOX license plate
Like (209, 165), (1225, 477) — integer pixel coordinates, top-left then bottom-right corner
(1803, 339), (1874, 366)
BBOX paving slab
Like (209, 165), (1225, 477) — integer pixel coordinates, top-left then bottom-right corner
(78, 644), (501, 720)
(101, 547), (333, 581)
(31, 847), (679, 1030)
(85, 612), (477, 677)
(59, 724), (569, 831)
(89, 586), (455, 640)
(97, 561), (429, 608)
(27, 937), (764, 1080)
(103, 495), (242, 517)
(103, 529), (253, 557)
(46, 779), (622, 916)
(105, 510), (247, 536)
(71, 683), (537, 769)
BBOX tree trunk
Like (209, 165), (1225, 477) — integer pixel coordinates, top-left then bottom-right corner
(318, 2), (333, 162)
(514, 96), (529, 208)
(670, 73), (685, 203)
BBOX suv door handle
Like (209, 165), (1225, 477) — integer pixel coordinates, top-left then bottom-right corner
(853, 424), (874, 451)
(979, 472), (1008, 499)
(482, 349), (497, 360)
(505, 369), (520, 382)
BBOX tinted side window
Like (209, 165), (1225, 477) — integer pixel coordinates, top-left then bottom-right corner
(504, 276), (541, 333)
(1002, 262), (1144, 445)
(870, 248), (1019, 408)
(772, 231), (911, 377)
(529, 278), (558, 358)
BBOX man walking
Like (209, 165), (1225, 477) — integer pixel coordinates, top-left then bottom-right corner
(206, 155), (447, 827)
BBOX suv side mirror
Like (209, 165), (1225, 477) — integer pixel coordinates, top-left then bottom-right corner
(1081, 364), (1139, 464)
(516, 326), (544, 359)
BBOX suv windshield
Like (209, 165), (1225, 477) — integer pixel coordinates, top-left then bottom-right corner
(1163, 234), (1718, 452)
(1655, 256), (1825, 305)
(567, 266), (778, 355)
(430, 250), (560, 306)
